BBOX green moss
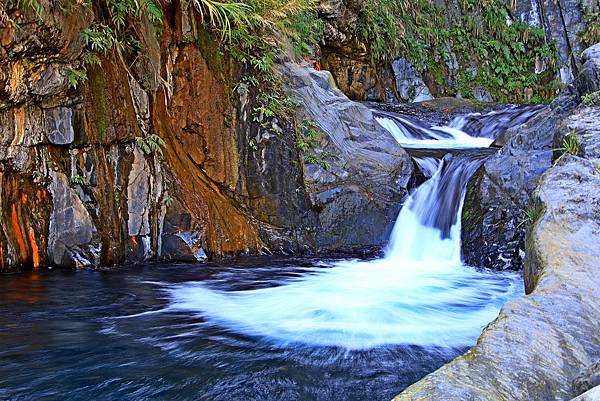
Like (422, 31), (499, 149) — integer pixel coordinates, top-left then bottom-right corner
(87, 66), (108, 141)
(197, 29), (226, 74)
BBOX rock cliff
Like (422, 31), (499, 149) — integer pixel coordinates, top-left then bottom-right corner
(394, 43), (600, 401)
(318, 0), (596, 103)
(0, 2), (411, 272)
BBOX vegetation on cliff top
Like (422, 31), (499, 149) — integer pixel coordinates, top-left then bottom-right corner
(9, 0), (570, 105)
(355, 0), (558, 103)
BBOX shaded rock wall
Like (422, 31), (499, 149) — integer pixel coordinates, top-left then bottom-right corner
(461, 89), (579, 270)
(0, 2), (411, 271)
(279, 62), (412, 254)
(461, 43), (600, 271)
(317, 0), (397, 102)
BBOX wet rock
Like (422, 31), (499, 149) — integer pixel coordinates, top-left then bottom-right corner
(44, 107), (74, 145)
(159, 198), (207, 262)
(392, 58), (434, 103)
(569, 386), (600, 401)
(540, 0), (587, 83)
(127, 148), (151, 238)
(395, 58), (600, 397)
(573, 362), (600, 396)
(47, 171), (100, 267)
(0, 170), (51, 272)
(279, 61), (412, 253)
(577, 43), (600, 96)
(369, 97), (503, 126)
(30, 64), (67, 97)
(461, 87), (580, 270)
(472, 87), (494, 102)
(462, 43), (600, 271)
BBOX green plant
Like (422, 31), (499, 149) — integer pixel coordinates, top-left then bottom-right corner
(81, 24), (118, 54)
(296, 119), (320, 152)
(303, 153), (330, 169)
(580, 0), (600, 47)
(252, 90), (296, 126)
(182, 0), (251, 40)
(66, 68), (88, 89)
(18, 0), (45, 18)
(518, 203), (543, 228)
(561, 132), (582, 157)
(554, 131), (582, 165)
(593, 162), (600, 175)
(351, 0), (558, 103)
(162, 194), (174, 207)
(69, 174), (86, 188)
(286, 8), (325, 56)
(135, 134), (166, 156)
(110, 0), (164, 30)
(582, 91), (600, 106)
(297, 120), (334, 169)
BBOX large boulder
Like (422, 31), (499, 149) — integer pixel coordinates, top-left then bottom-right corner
(461, 43), (600, 270)
(395, 44), (600, 401)
(279, 61), (413, 254)
(461, 88), (579, 270)
(577, 43), (600, 95)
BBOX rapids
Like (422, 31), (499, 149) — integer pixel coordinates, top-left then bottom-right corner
(163, 106), (542, 350)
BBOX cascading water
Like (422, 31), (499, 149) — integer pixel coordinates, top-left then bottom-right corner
(164, 106), (542, 350)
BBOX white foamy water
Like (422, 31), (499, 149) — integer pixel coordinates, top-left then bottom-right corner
(165, 107), (541, 350)
(375, 115), (493, 149)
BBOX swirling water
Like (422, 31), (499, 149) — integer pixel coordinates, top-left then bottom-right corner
(0, 261), (494, 401)
(0, 106), (541, 400)
(165, 106), (540, 352)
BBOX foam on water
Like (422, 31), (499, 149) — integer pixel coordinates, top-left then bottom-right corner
(375, 115), (494, 149)
(165, 106), (541, 350)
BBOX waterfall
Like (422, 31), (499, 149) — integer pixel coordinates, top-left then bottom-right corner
(163, 106), (542, 350)
(378, 105), (542, 263)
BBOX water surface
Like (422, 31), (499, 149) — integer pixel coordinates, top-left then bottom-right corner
(0, 260), (520, 401)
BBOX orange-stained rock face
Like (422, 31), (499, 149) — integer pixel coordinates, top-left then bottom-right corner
(0, 2), (408, 271)
(0, 2), (299, 270)
(0, 172), (51, 272)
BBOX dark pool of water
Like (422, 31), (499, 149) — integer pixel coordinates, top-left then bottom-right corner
(0, 258), (467, 401)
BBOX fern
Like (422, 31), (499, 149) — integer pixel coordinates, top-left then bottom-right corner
(582, 91), (600, 106)
(81, 24), (118, 53)
(69, 175), (86, 188)
(135, 134), (166, 156)
(66, 68), (88, 89)
(182, 0), (251, 40)
(18, 0), (45, 19)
